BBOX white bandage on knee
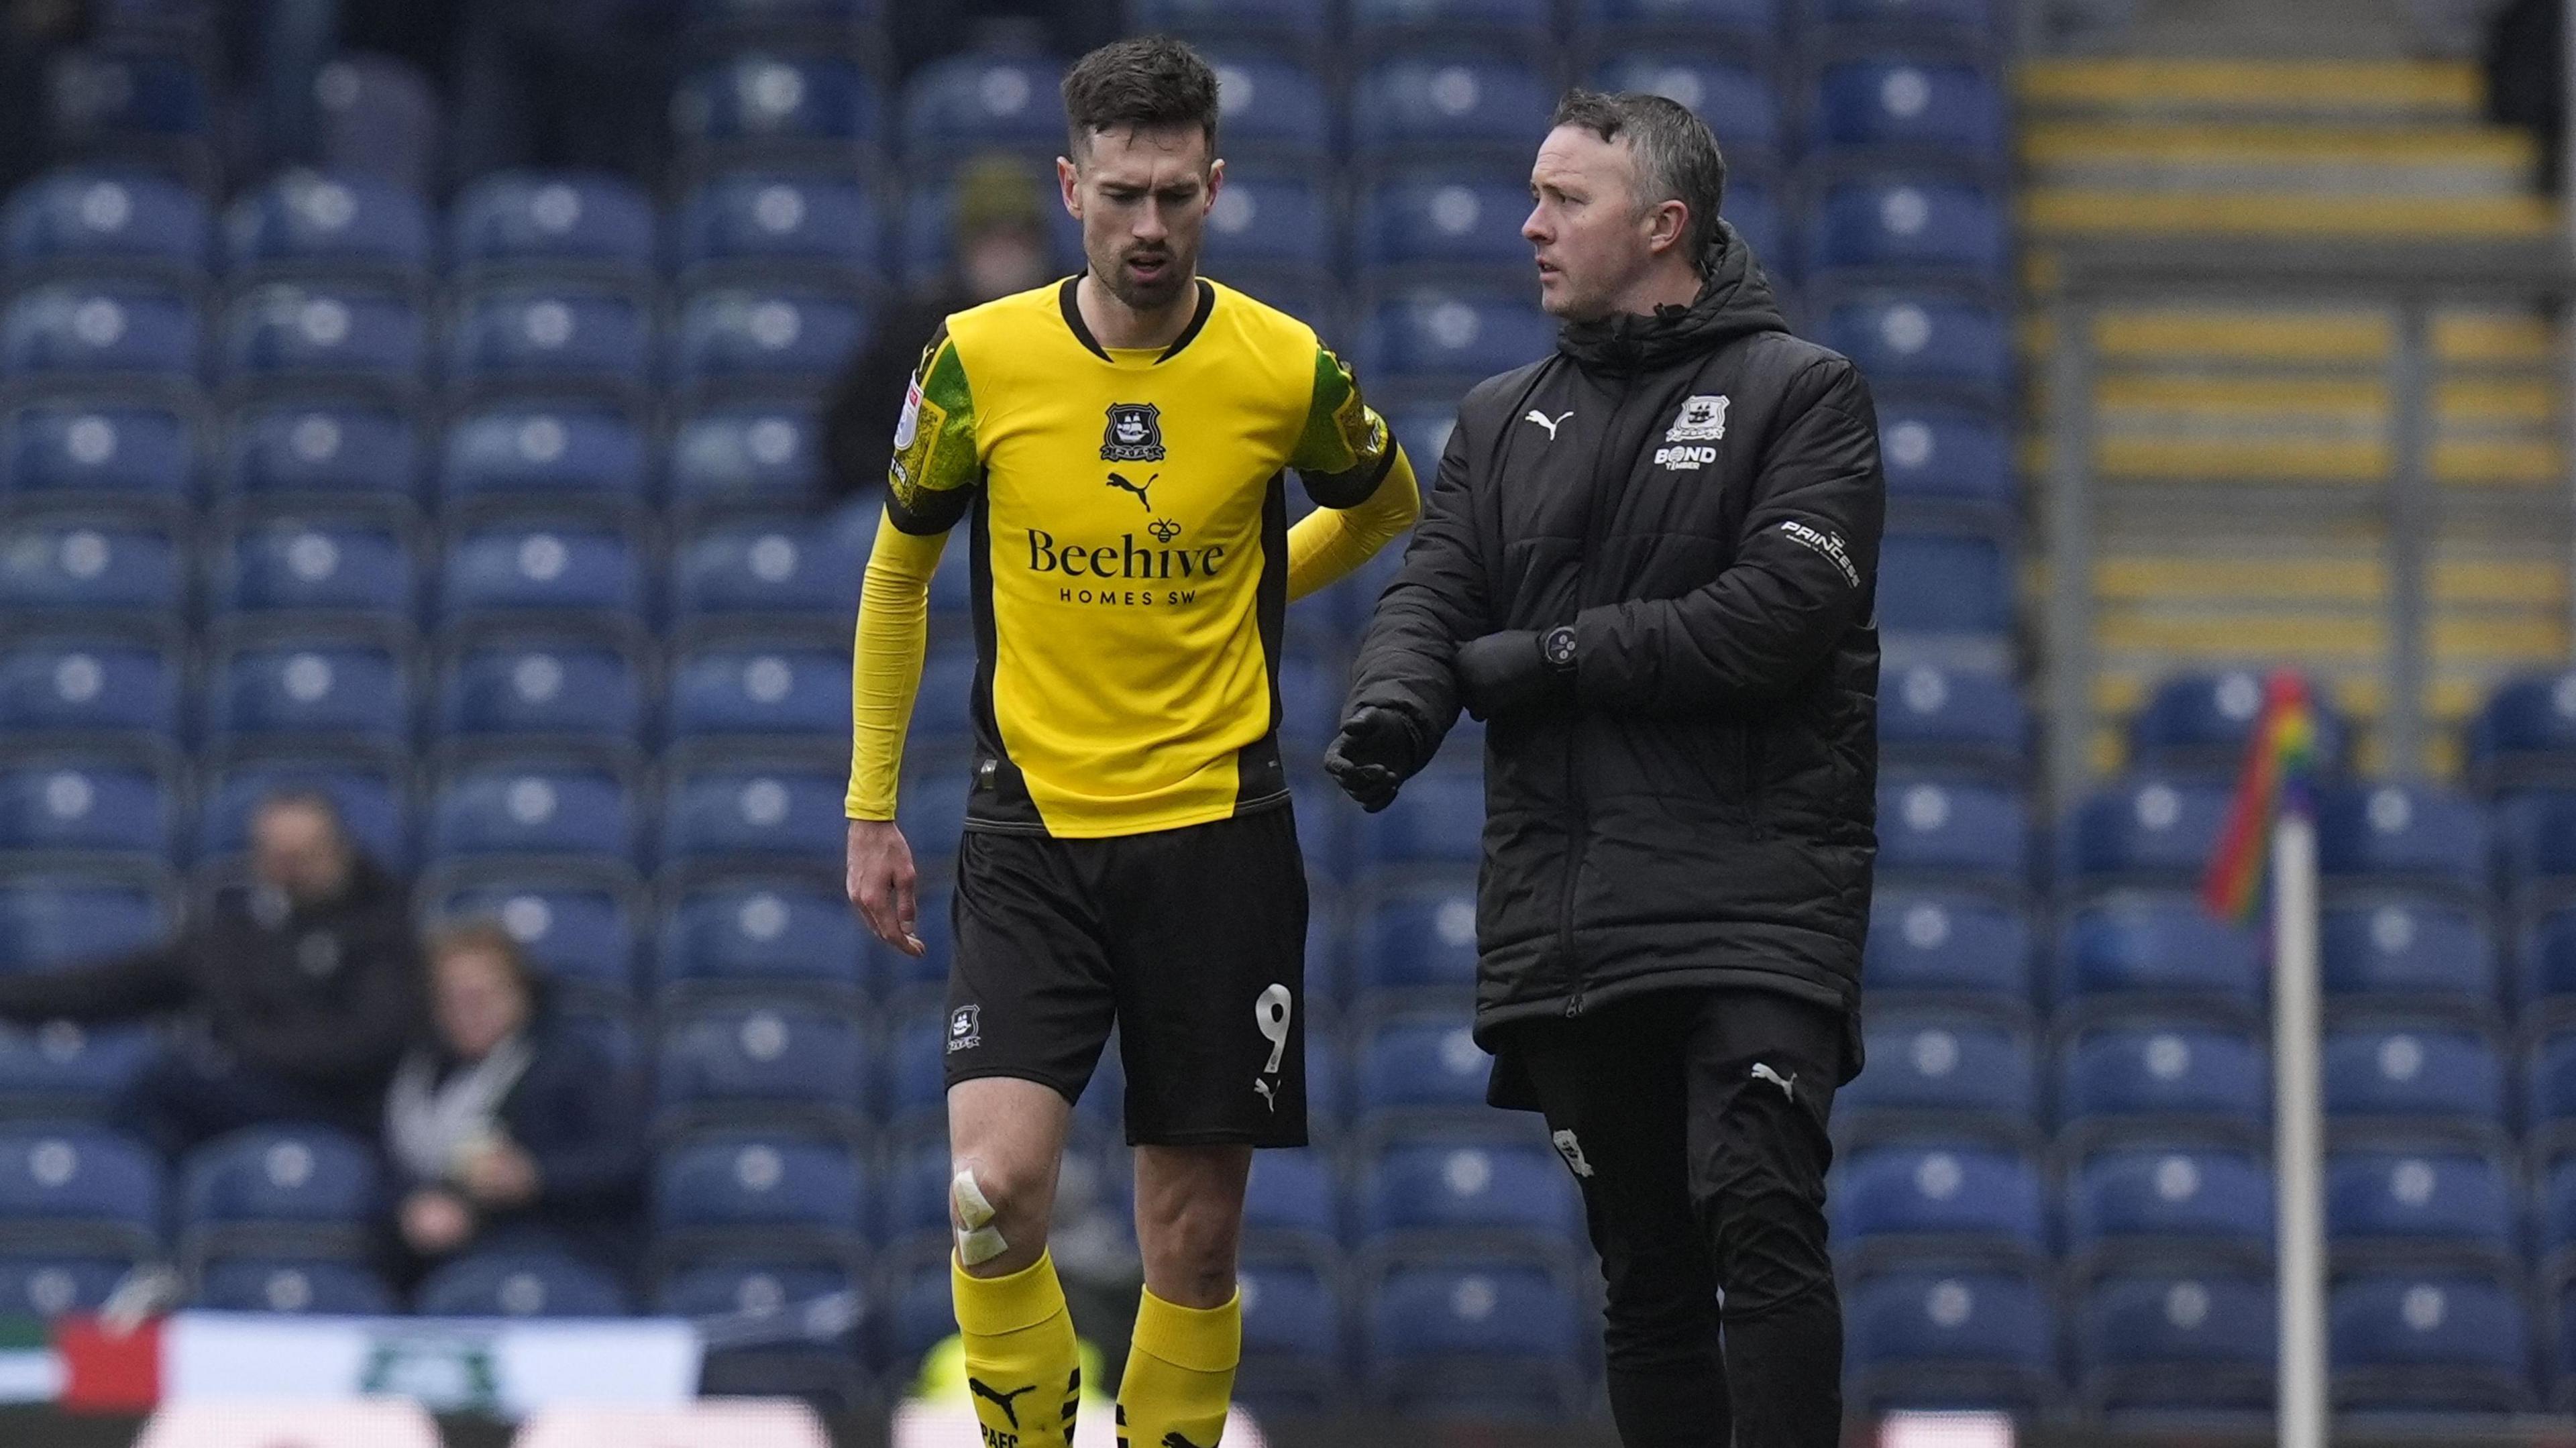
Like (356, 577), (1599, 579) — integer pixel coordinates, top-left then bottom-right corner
(952, 1170), (1008, 1266)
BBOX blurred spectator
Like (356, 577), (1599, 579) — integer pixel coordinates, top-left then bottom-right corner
(819, 152), (1055, 504)
(0, 0), (91, 197)
(447, 0), (678, 189)
(384, 920), (643, 1282)
(0, 790), (421, 1156)
(2485, 0), (2564, 191)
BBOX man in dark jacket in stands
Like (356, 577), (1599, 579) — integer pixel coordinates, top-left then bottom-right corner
(0, 789), (423, 1156)
(1329, 91), (1883, 1448)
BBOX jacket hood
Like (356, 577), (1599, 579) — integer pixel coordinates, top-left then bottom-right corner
(1555, 219), (1789, 376)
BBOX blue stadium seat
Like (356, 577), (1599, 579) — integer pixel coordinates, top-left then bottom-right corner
(1589, 53), (1782, 163)
(1575, 0), (1780, 42)
(1874, 774), (2029, 883)
(438, 403), (647, 507)
(1821, 292), (2009, 401)
(674, 172), (881, 276)
(1834, 1144), (2045, 1260)
(1878, 664), (2025, 769)
(1721, 178), (1785, 276)
(449, 172), (657, 275)
(672, 514), (865, 620)
(1243, 1148), (1340, 1244)
(195, 763), (405, 869)
(898, 171), (1084, 290)
(3, 170), (208, 270)
(2496, 787), (2576, 892)
(2519, 905), (2576, 1016)
(216, 516), (412, 618)
(437, 520), (645, 621)
(433, 879), (637, 1000)
(1351, 0), (1552, 46)
(2330, 1274), (2531, 1413)
(221, 400), (421, 501)
(2129, 669), (2345, 772)
(899, 53), (1057, 158)
(658, 1001), (867, 1128)
(1358, 289), (1554, 386)
(1804, 177), (2008, 282)
(177, 1126), (379, 1245)
(905, 654), (975, 744)
(1878, 529), (2014, 641)
(681, 0), (881, 27)
(895, 767), (970, 865)
(658, 882), (865, 999)
(1874, 397), (2013, 510)
(2527, 1036), (2576, 1157)
(1355, 1015), (1493, 1122)
(1357, 769), (1485, 871)
(1359, 1139), (1580, 1241)
(1354, 885), (1481, 998)
(414, 1249), (631, 1317)
(653, 1132), (866, 1241)
(2075, 1272), (2275, 1415)
(1810, 58), (2006, 160)
(0, 1021), (154, 1117)
(436, 638), (645, 743)
(0, 876), (166, 974)
(198, 1256), (394, 1314)
(1361, 1258), (1585, 1414)
(1208, 55), (1331, 160)
(1132, 0), (1330, 42)
(0, 636), (178, 738)
(0, 1251), (136, 1317)
(1358, 173), (1533, 276)
(0, 516), (178, 614)
(447, 286), (651, 390)
(669, 402), (824, 509)
(427, 764), (633, 864)
(0, 761), (173, 858)
(668, 646), (849, 742)
(3, 400), (194, 502)
(0, 1124), (160, 1250)
(1845, 1268), (2055, 1410)
(672, 286), (867, 388)
(2327, 1150), (2514, 1265)
(2316, 782), (2489, 895)
(2057, 893), (2261, 1015)
(2066, 775), (2233, 884)
(2065, 1148), (2270, 1263)
(2320, 899), (2496, 1014)
(1203, 169), (1332, 276)
(47, 47), (213, 150)
(1238, 1253), (1343, 1408)
(676, 54), (882, 150)
(1352, 55), (1554, 160)
(2469, 670), (2576, 783)
(223, 172), (432, 276)
(2323, 1027), (2506, 1136)
(655, 1258), (857, 1324)
(1812, 0), (1997, 34)
(207, 641), (408, 744)
(2055, 1021), (2266, 1143)
(1839, 1009), (2035, 1128)
(1862, 887), (2032, 1003)
(219, 282), (428, 384)
(881, 1009), (948, 1128)
(660, 766), (846, 867)
(1, 283), (197, 378)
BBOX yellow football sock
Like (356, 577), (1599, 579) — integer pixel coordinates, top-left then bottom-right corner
(954, 1251), (1082, 1448)
(1116, 1287), (1241, 1448)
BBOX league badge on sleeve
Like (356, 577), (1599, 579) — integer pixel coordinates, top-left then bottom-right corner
(893, 378), (924, 450)
(1101, 402), (1166, 462)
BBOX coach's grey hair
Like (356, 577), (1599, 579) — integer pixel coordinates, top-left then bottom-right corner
(1549, 90), (1729, 271)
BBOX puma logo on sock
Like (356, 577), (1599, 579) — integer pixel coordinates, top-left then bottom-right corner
(971, 1378), (1037, 1429)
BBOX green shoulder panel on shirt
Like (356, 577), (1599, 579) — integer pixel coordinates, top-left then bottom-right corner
(1291, 345), (1397, 508)
(885, 324), (979, 534)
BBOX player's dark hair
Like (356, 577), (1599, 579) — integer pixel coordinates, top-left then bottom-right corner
(1061, 35), (1220, 160)
(1551, 89), (1728, 269)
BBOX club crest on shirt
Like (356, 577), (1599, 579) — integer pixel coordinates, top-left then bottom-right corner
(1101, 402), (1166, 462)
(1666, 394), (1729, 443)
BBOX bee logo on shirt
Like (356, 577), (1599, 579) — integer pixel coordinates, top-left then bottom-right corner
(1101, 402), (1166, 462)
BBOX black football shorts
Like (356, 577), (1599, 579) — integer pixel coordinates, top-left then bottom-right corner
(941, 804), (1309, 1148)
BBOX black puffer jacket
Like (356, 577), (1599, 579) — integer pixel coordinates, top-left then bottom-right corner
(1346, 223), (1884, 1060)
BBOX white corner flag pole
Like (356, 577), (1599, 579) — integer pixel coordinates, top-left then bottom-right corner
(2272, 807), (2327, 1448)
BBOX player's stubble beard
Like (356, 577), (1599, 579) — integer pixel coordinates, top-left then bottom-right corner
(1093, 241), (1194, 315)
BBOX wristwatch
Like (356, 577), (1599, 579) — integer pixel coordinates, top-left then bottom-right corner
(1541, 625), (1578, 673)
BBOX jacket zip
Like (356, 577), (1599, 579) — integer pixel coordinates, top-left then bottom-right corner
(1554, 366), (1640, 1013)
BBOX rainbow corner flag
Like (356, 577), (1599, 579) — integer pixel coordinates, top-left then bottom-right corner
(2201, 670), (2322, 924)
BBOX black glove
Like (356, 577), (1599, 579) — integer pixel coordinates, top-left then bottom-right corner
(1324, 704), (1422, 813)
(1454, 629), (1569, 721)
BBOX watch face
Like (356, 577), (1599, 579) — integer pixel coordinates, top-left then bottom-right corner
(1544, 628), (1576, 667)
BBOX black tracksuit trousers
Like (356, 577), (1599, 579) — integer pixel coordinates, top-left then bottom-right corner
(1495, 988), (1849, 1448)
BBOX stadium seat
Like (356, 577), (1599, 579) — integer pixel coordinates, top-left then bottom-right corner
(0, 1251), (136, 1317)
(176, 1126), (379, 1255)
(221, 400), (422, 502)
(671, 286), (867, 388)
(881, 1013), (948, 1129)
(1809, 58), (2006, 160)
(3, 399), (195, 502)
(1356, 769), (1485, 869)
(660, 765), (846, 867)
(1354, 1015), (1493, 1123)
(1352, 55), (1553, 160)
(437, 403), (648, 507)
(46, 47), (214, 153)
(871, 880), (954, 997)
(668, 646), (848, 742)
(1720, 178), (1786, 278)
(2318, 899), (2497, 1015)
(1874, 397), (2014, 512)
(206, 641), (408, 745)
(2065, 775), (2233, 884)
(0, 1124), (160, 1251)
(669, 403), (824, 509)
(657, 1002), (867, 1129)
(1839, 1009), (2035, 1130)
(1862, 887), (2033, 1004)
(655, 1257), (857, 1325)
(0, 514), (178, 614)
(2322, 1026), (2506, 1137)
(1353, 884), (1481, 998)
(1574, 0), (1780, 44)
(1803, 176), (2008, 282)
(652, 1132), (867, 1243)
(223, 171), (432, 276)
(1358, 288), (1556, 388)
(435, 638), (645, 744)
(414, 1249), (631, 1317)
(2075, 1272), (2275, 1416)
(1199, 168), (1332, 282)
(672, 514), (866, 621)
(2330, 1273), (2531, 1414)
(433, 879), (639, 1001)
(2495, 787), (2576, 892)
(0, 635), (179, 739)
(1875, 774), (2029, 884)
(1358, 172), (1536, 277)
(428, 763), (633, 865)
(1812, 0), (1998, 36)
(437, 520), (645, 622)
(2064, 1148), (2271, 1265)
(1358, 1138), (1580, 1241)
(1845, 1268), (2055, 1412)
(449, 172), (658, 276)
(1879, 665), (2026, 771)
(1131, 0), (1330, 44)
(447, 286), (652, 390)
(1242, 1148), (1340, 1245)
(2326, 1150), (2514, 1266)
(2468, 671), (2576, 783)
(1, 282), (197, 379)
(2316, 782), (2489, 895)
(215, 515), (413, 617)
(313, 54), (443, 195)
(195, 762), (406, 869)
(2, 170), (208, 271)
(1207, 56), (1330, 160)
(1589, 53), (1781, 164)
(675, 173), (881, 278)
(898, 53), (1059, 158)
(197, 1256), (395, 1315)
(1351, 0), (1552, 44)
(1360, 1257), (1586, 1416)
(1879, 530), (2015, 651)
(0, 875), (166, 974)
(1833, 1143), (2045, 1261)
(1821, 292), (2010, 402)
(0, 1021), (154, 1117)
(1238, 1252), (1343, 1408)
(0, 760), (174, 858)
(657, 882), (865, 1000)
(219, 282), (427, 384)
(2057, 893), (2262, 1016)
(2055, 1021), (2267, 1144)
(2129, 670), (2345, 771)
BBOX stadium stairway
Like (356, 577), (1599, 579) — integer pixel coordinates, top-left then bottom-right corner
(2016, 55), (2568, 777)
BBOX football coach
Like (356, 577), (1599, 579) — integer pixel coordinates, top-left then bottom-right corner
(1327, 90), (1884, 1448)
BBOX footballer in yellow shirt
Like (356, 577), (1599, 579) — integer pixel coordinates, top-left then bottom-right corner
(841, 36), (1419, 1448)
